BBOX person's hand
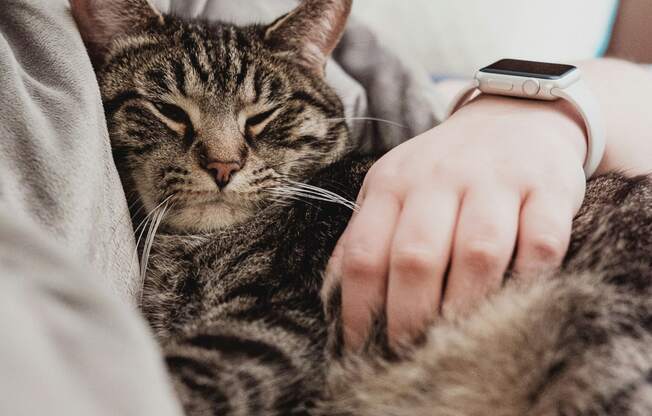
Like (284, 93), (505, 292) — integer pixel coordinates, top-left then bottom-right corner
(326, 95), (589, 350)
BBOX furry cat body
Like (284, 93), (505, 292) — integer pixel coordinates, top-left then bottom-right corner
(144, 157), (369, 414)
(71, 0), (652, 415)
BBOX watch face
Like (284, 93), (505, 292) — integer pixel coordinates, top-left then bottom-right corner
(480, 59), (577, 80)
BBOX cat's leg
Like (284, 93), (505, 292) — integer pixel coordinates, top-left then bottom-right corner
(321, 173), (652, 416)
(161, 313), (326, 416)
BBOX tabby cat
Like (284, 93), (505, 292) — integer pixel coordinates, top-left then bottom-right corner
(72, 0), (652, 414)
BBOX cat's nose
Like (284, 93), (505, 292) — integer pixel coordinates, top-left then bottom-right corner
(205, 160), (242, 189)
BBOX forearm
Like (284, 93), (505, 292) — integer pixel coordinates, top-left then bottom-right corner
(580, 59), (652, 176)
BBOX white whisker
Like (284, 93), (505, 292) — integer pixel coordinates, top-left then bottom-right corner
(280, 179), (359, 210)
(266, 179), (359, 212)
(139, 202), (170, 299)
(266, 192), (323, 211)
(129, 215), (153, 286)
(323, 116), (407, 129)
(128, 195), (174, 297)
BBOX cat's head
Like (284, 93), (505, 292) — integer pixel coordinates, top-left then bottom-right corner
(71, 0), (352, 232)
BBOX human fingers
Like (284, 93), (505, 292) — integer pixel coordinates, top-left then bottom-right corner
(442, 188), (520, 317)
(341, 190), (401, 349)
(386, 187), (459, 345)
(513, 191), (574, 277)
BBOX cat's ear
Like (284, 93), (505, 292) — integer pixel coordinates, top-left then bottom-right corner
(264, 0), (352, 76)
(70, 0), (164, 66)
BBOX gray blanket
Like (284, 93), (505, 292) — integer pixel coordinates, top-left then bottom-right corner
(0, 0), (438, 414)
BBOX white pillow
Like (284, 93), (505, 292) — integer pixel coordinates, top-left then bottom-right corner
(351, 0), (619, 77)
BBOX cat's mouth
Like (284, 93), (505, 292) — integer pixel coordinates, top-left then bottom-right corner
(168, 189), (235, 208)
(162, 187), (266, 215)
(171, 189), (221, 198)
(149, 189), (256, 231)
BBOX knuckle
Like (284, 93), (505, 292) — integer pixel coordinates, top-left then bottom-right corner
(367, 165), (402, 193)
(529, 235), (566, 263)
(461, 241), (507, 274)
(342, 248), (385, 279)
(434, 161), (465, 181)
(391, 248), (438, 279)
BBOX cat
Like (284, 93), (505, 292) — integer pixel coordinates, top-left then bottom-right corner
(71, 0), (652, 415)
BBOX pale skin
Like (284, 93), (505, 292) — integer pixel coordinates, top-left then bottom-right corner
(325, 58), (652, 349)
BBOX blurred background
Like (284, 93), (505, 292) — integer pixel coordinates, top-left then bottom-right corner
(158, 0), (652, 77)
(153, 0), (652, 122)
(351, 0), (651, 77)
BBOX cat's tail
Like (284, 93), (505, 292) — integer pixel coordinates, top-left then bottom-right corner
(322, 273), (652, 416)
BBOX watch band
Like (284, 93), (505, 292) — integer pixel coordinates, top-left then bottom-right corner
(550, 79), (605, 179)
(446, 78), (605, 179)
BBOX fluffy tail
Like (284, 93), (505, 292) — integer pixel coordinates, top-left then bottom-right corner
(325, 274), (652, 416)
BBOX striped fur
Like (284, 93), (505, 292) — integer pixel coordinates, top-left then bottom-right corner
(73, 1), (652, 415)
(85, 0), (351, 232)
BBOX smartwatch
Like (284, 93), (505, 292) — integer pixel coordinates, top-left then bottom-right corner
(447, 58), (605, 178)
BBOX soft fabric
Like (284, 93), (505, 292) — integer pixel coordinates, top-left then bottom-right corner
(351, 0), (620, 77)
(0, 1), (183, 415)
(0, 209), (184, 416)
(0, 0), (139, 298)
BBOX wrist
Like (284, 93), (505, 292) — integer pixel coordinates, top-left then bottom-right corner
(450, 94), (588, 166)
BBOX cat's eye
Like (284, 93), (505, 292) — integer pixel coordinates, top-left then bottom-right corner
(246, 106), (280, 128)
(154, 102), (191, 125)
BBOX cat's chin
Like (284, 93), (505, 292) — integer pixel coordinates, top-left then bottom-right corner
(163, 202), (255, 233)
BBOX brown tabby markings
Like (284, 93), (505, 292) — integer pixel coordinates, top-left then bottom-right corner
(72, 0), (652, 415)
